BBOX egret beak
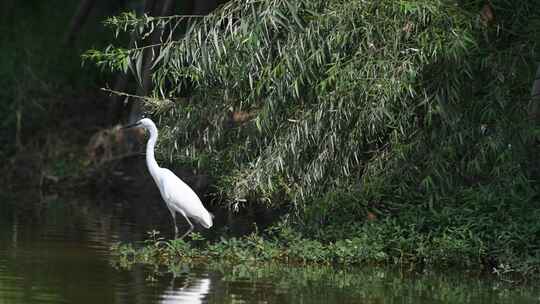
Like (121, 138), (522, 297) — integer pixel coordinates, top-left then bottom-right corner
(122, 121), (141, 129)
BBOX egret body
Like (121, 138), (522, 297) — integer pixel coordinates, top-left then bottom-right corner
(124, 118), (213, 238)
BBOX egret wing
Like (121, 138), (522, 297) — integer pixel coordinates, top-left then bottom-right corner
(159, 169), (208, 219)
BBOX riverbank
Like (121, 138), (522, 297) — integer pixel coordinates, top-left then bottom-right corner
(111, 209), (539, 282)
(3, 0), (540, 284)
(84, 0), (540, 282)
(4, 189), (540, 303)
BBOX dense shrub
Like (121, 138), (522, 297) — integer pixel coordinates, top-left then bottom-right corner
(92, 0), (540, 272)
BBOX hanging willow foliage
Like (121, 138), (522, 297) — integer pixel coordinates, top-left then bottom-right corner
(86, 0), (539, 216)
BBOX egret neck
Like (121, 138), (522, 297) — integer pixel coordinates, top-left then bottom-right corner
(145, 121), (161, 180)
(122, 117), (213, 238)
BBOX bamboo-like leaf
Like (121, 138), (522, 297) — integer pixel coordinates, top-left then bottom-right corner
(89, 0), (537, 215)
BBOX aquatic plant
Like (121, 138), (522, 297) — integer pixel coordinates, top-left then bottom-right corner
(93, 0), (540, 276)
(110, 219), (538, 280)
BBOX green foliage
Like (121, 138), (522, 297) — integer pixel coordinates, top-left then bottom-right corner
(88, 0), (539, 210)
(110, 219), (538, 278)
(96, 0), (540, 275)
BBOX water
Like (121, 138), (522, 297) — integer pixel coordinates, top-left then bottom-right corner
(1, 192), (539, 304)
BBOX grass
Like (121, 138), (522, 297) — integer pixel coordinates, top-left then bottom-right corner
(111, 212), (540, 282)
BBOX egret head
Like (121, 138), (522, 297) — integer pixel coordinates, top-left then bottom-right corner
(138, 118), (155, 129)
(123, 118), (156, 131)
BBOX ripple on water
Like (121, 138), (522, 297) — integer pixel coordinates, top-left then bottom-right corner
(3, 194), (540, 304)
(0, 268), (67, 304)
(0, 194), (160, 304)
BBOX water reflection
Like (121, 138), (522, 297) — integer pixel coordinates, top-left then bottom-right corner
(1, 192), (540, 304)
(0, 193), (171, 304)
(160, 276), (211, 304)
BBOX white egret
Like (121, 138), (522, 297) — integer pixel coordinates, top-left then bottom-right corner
(123, 118), (213, 238)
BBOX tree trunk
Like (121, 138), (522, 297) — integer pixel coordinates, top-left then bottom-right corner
(126, 0), (219, 123)
(127, 0), (177, 123)
(529, 64), (540, 124)
(64, 0), (97, 45)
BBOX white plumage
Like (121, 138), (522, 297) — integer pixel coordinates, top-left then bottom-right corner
(124, 118), (213, 238)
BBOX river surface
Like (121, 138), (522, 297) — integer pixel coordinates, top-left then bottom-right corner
(1, 192), (539, 304)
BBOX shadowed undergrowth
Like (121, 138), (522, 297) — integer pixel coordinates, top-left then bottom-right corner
(88, 0), (540, 277)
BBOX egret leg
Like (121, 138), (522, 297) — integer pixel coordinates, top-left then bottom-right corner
(178, 211), (194, 239)
(168, 208), (179, 239)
